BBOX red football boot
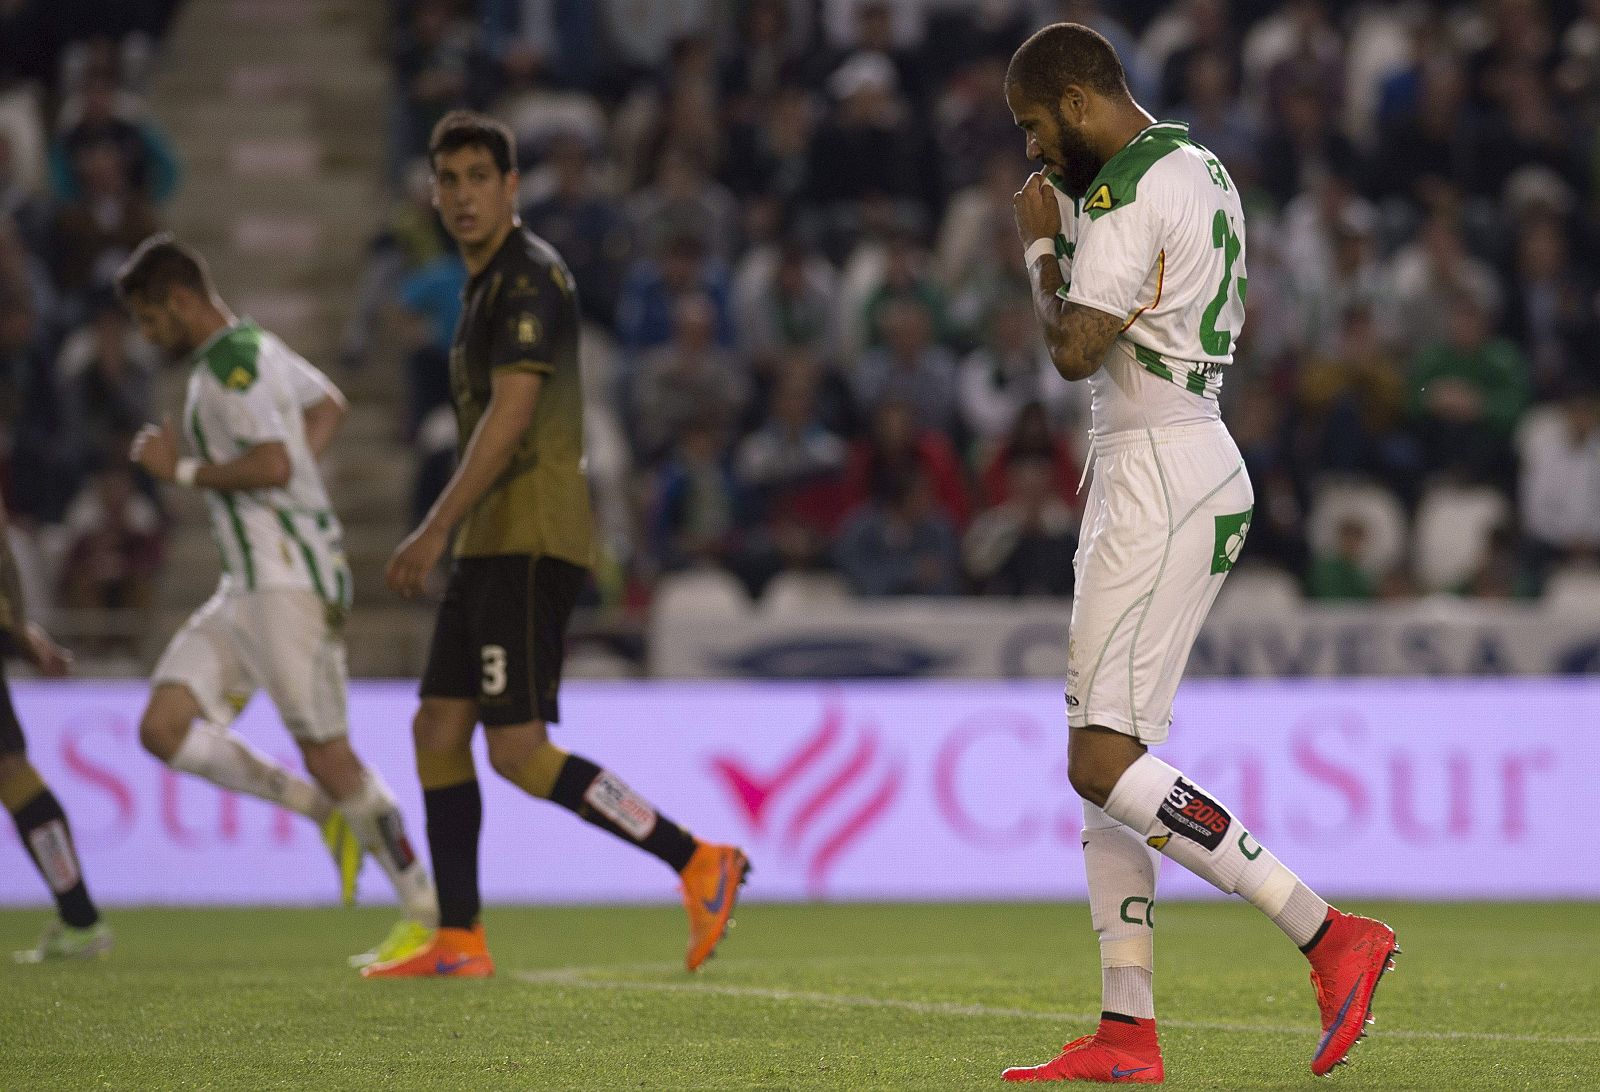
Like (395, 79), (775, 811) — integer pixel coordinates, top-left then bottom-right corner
(1002, 1016), (1164, 1083)
(1306, 909), (1399, 1076)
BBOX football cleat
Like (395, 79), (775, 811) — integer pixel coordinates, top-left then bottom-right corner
(1002, 1016), (1164, 1083)
(349, 918), (434, 969)
(321, 810), (362, 908)
(361, 923), (493, 978)
(680, 842), (751, 972)
(1306, 909), (1399, 1076)
(12, 919), (113, 963)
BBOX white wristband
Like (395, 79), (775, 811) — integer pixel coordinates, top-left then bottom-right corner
(174, 457), (200, 488)
(1024, 236), (1057, 269)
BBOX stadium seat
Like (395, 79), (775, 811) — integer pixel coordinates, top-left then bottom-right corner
(1541, 564), (1600, 612)
(1306, 477), (1409, 580)
(651, 568), (752, 621)
(1411, 484), (1510, 593)
(760, 570), (853, 615)
(1211, 564), (1303, 616)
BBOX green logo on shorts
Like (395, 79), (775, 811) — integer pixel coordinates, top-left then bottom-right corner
(1211, 508), (1252, 574)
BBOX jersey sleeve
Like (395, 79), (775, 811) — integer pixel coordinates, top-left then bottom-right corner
(285, 353), (339, 408)
(1063, 187), (1164, 322)
(487, 261), (573, 378)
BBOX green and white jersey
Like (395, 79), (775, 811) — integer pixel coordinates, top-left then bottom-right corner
(1047, 120), (1247, 434)
(181, 321), (352, 609)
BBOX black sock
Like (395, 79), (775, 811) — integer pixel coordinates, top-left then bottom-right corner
(10, 789), (98, 928)
(549, 754), (698, 872)
(423, 780), (482, 930)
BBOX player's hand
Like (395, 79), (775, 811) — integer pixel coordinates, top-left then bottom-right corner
(386, 523), (449, 598)
(1013, 172), (1062, 246)
(21, 623), (71, 677)
(130, 417), (180, 481)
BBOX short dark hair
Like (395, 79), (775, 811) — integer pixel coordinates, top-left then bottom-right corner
(114, 233), (212, 302)
(1006, 22), (1129, 101)
(429, 110), (516, 175)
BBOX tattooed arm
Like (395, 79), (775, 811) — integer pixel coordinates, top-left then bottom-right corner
(1014, 171), (1124, 382)
(1024, 256), (1127, 382)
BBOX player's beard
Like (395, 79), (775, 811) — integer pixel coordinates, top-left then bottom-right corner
(1048, 107), (1103, 198)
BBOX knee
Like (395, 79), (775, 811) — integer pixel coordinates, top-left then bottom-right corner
(485, 726), (551, 786)
(1067, 751), (1119, 809)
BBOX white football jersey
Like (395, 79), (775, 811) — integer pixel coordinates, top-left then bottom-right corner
(181, 321), (352, 607)
(1047, 120), (1247, 434)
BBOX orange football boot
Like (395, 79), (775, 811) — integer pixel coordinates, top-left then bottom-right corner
(1306, 909), (1399, 1076)
(1002, 1016), (1164, 1083)
(360, 923), (494, 979)
(680, 842), (750, 972)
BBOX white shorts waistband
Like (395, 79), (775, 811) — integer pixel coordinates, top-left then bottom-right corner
(1090, 419), (1232, 454)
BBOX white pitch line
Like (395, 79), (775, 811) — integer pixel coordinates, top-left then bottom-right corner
(512, 968), (1600, 1047)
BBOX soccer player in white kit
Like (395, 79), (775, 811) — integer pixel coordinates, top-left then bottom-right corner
(117, 235), (437, 968)
(999, 25), (1398, 1083)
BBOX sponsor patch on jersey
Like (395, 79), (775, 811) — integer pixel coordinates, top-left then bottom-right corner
(516, 313), (541, 346)
(1085, 183), (1115, 212)
(1156, 777), (1232, 851)
(225, 365), (254, 390)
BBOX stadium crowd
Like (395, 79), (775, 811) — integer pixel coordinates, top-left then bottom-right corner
(0, 2), (182, 627)
(362, 0), (1600, 608)
(4, 0), (1600, 632)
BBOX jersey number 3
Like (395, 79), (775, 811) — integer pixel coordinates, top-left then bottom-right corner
(1199, 209), (1244, 357)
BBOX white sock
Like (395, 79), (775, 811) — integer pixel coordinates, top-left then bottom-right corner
(1102, 754), (1329, 948)
(1082, 802), (1157, 1020)
(338, 768), (438, 925)
(169, 722), (332, 823)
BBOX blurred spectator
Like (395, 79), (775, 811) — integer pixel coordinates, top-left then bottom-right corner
(521, 133), (630, 326)
(49, 70), (178, 203)
(1256, 75), (1359, 211)
(962, 456), (1077, 597)
(735, 362), (848, 513)
(1173, 48), (1256, 176)
(47, 136), (159, 304)
(851, 297), (959, 437)
(479, 0), (601, 93)
(342, 159), (452, 369)
(842, 399), (969, 531)
(719, 0), (806, 115)
(860, 229), (948, 348)
(615, 231), (732, 351)
(1369, 58), (1471, 212)
(1502, 214), (1600, 398)
(1381, 212), (1502, 352)
(834, 468), (960, 597)
(806, 51), (937, 251)
(397, 250), (467, 431)
(977, 400), (1083, 512)
(720, 82), (817, 203)
(393, 0), (494, 166)
(648, 413), (745, 575)
(959, 297), (1061, 445)
(58, 461), (163, 614)
(1295, 305), (1417, 494)
(933, 55), (1019, 198)
(630, 292), (749, 463)
(58, 291), (153, 470)
(1459, 522), (1536, 599)
(0, 130), (48, 243)
(627, 142), (739, 264)
(1305, 515), (1376, 600)
(1228, 378), (1307, 572)
(732, 234), (840, 364)
(1409, 292), (1532, 483)
(1517, 379), (1600, 573)
(1153, 0), (1239, 113)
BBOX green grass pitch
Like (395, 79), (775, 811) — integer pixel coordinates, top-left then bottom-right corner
(1, 901), (1595, 1090)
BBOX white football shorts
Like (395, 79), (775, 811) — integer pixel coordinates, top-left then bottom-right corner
(1066, 419), (1254, 744)
(153, 587), (349, 743)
